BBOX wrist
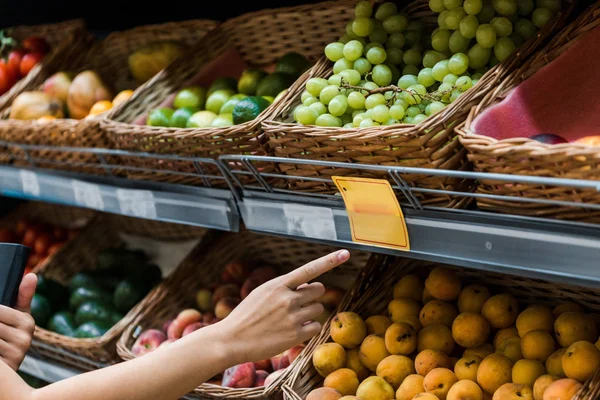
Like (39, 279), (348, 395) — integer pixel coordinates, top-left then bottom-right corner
(201, 320), (247, 368)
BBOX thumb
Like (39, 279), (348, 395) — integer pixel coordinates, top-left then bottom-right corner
(16, 273), (37, 313)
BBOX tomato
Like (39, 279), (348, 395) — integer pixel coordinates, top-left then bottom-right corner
(7, 49), (24, 79)
(26, 254), (40, 268)
(22, 37), (50, 55)
(52, 226), (67, 241)
(0, 63), (16, 95)
(19, 52), (44, 77)
(0, 228), (17, 243)
(21, 227), (40, 247)
(47, 242), (64, 256)
(33, 233), (52, 255)
(15, 220), (29, 237)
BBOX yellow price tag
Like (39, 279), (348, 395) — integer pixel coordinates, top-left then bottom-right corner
(332, 176), (410, 251)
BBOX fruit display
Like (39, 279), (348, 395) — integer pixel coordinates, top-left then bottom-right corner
(293, 0), (563, 128)
(0, 31), (51, 95)
(128, 40), (188, 84)
(33, 248), (162, 338)
(145, 52), (309, 128)
(306, 266), (599, 400)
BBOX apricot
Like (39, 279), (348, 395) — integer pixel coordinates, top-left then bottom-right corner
(420, 300), (458, 328)
(307, 387), (342, 400)
(454, 355), (482, 381)
(398, 315), (423, 332)
(324, 368), (360, 396)
(313, 343), (347, 377)
(481, 294), (519, 329)
(512, 359), (546, 387)
(423, 368), (458, 400)
(562, 340), (600, 382)
(452, 313), (490, 349)
(331, 312), (367, 349)
(413, 394), (440, 400)
(492, 383), (533, 400)
(522, 330), (555, 363)
(340, 397), (359, 400)
(476, 354), (513, 394)
(542, 379), (582, 400)
(356, 376), (395, 400)
(533, 375), (556, 400)
(385, 322), (418, 355)
(396, 374), (425, 400)
(389, 298), (422, 322)
(366, 315), (393, 336)
(494, 327), (519, 349)
(552, 302), (584, 318)
(496, 336), (524, 364)
(425, 267), (461, 301)
(215, 297), (240, 319)
(377, 355), (415, 390)
(359, 334), (391, 372)
(544, 349), (566, 378)
(516, 306), (555, 337)
(457, 284), (491, 314)
(446, 379), (484, 400)
(415, 349), (452, 376)
(423, 287), (435, 304)
(418, 324), (455, 354)
(345, 348), (370, 381)
(394, 274), (424, 301)
(554, 312), (597, 348)
(464, 344), (495, 360)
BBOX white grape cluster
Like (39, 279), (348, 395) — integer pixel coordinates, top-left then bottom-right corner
(293, 0), (560, 128)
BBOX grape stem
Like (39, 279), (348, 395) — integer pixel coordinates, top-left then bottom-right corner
(340, 79), (457, 104)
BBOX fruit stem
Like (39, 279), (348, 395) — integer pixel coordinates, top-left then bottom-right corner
(340, 79), (458, 104)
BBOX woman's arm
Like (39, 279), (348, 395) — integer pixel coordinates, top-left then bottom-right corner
(0, 249), (350, 400)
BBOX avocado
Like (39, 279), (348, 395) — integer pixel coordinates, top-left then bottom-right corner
(113, 279), (145, 313)
(36, 275), (69, 310)
(69, 286), (112, 311)
(74, 301), (119, 327)
(73, 321), (112, 338)
(30, 294), (52, 327)
(47, 311), (76, 336)
(69, 273), (103, 293)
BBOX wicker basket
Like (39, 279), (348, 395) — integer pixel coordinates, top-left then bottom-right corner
(262, 0), (575, 209)
(285, 256), (600, 399)
(457, 3), (600, 222)
(31, 213), (209, 368)
(117, 229), (375, 399)
(100, 0), (358, 187)
(0, 19), (217, 175)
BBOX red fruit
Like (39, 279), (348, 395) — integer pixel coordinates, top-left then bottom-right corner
(254, 370), (269, 387)
(248, 266), (277, 282)
(182, 322), (206, 337)
(221, 261), (252, 285)
(271, 353), (290, 370)
(167, 320), (184, 340)
(0, 228), (17, 243)
(52, 227), (67, 241)
(161, 319), (173, 334)
(22, 228), (38, 247)
(284, 344), (306, 364)
(26, 254), (40, 268)
(212, 284), (240, 305)
(7, 49), (24, 79)
(15, 220), (28, 237)
(530, 133), (568, 145)
(222, 363), (256, 388)
(22, 37), (50, 54)
(254, 359), (272, 372)
(20, 52), (44, 77)
(0, 63), (17, 95)
(202, 312), (215, 324)
(47, 242), (64, 256)
(33, 233), (53, 255)
(131, 329), (167, 357)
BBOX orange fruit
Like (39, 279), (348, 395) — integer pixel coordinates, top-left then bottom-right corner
(87, 100), (113, 117)
(112, 90), (134, 107)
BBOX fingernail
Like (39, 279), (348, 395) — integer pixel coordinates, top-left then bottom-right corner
(337, 250), (350, 261)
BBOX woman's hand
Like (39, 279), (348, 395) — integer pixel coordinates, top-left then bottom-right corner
(0, 273), (37, 370)
(218, 249), (350, 364)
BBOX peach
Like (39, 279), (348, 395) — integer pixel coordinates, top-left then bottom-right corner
(413, 394), (440, 400)
(545, 349), (566, 378)
(307, 387), (342, 400)
(285, 344), (306, 364)
(398, 315), (423, 332)
(202, 312), (216, 324)
(248, 266), (277, 283)
(394, 274), (424, 301)
(264, 369), (286, 387)
(512, 359), (546, 387)
(541, 379), (582, 400)
(222, 362), (256, 388)
(376, 355), (415, 390)
(554, 312), (597, 348)
(454, 355), (482, 381)
(452, 313), (490, 349)
(522, 330), (555, 363)
(463, 344), (495, 360)
(446, 379), (484, 400)
(195, 289), (213, 312)
(533, 375), (556, 400)
(313, 343), (347, 377)
(161, 319), (173, 334)
(425, 267), (461, 301)
(340, 397), (360, 400)
(396, 374), (425, 400)
(389, 298), (422, 322)
(494, 327), (519, 349)
(254, 370), (269, 387)
(477, 354), (513, 394)
(423, 287), (435, 304)
(241, 277), (264, 299)
(182, 322), (206, 337)
(345, 348), (370, 381)
(457, 284), (491, 314)
(132, 329), (167, 356)
(212, 283), (241, 305)
(325, 368), (359, 396)
(415, 349), (452, 376)
(423, 368), (458, 400)
(552, 302), (584, 318)
(271, 352), (290, 370)
(215, 297), (240, 320)
(254, 359), (272, 372)
(385, 322), (418, 355)
(360, 334), (391, 371)
(420, 300), (458, 328)
(516, 306), (555, 337)
(356, 376), (395, 400)
(331, 312), (367, 349)
(319, 287), (345, 311)
(366, 315), (393, 336)
(176, 309), (202, 325)
(481, 294), (519, 329)
(167, 320), (185, 340)
(418, 324), (455, 355)
(492, 383), (533, 400)
(562, 340), (600, 382)
(221, 260), (251, 285)
(496, 336), (523, 364)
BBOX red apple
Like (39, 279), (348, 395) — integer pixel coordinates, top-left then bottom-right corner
(132, 329), (167, 356)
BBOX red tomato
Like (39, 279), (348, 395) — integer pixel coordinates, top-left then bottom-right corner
(22, 37), (50, 54)
(15, 220), (29, 237)
(7, 49), (24, 79)
(33, 233), (52, 255)
(21, 227), (40, 247)
(19, 52), (44, 77)
(52, 226), (67, 241)
(0, 228), (17, 243)
(0, 63), (16, 95)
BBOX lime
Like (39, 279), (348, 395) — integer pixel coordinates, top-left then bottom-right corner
(147, 108), (174, 127)
(231, 93), (248, 101)
(274, 89), (288, 103)
(256, 72), (295, 97)
(169, 107), (197, 128)
(275, 52), (311, 78)
(232, 96), (271, 125)
(211, 113), (234, 127)
(206, 89), (235, 114)
(173, 86), (207, 109)
(220, 98), (241, 114)
(208, 77), (237, 95)
(237, 69), (267, 95)
(186, 111), (218, 128)
(262, 96), (274, 104)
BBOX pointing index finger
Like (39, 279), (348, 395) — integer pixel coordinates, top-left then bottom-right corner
(284, 250), (350, 289)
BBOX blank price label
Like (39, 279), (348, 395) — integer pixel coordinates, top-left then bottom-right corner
(283, 203), (337, 241)
(72, 180), (104, 210)
(20, 170), (40, 197)
(116, 189), (157, 219)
